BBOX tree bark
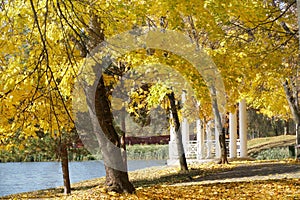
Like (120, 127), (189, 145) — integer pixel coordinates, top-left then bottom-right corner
(60, 143), (71, 194)
(104, 165), (133, 193)
(284, 120), (289, 135)
(283, 80), (300, 159)
(74, 12), (134, 193)
(210, 86), (228, 164)
(219, 129), (228, 164)
(167, 92), (189, 172)
(94, 77), (135, 193)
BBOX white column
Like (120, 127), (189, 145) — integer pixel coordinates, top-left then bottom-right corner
(206, 121), (213, 158)
(215, 115), (221, 158)
(181, 91), (189, 152)
(239, 99), (248, 157)
(182, 117), (189, 152)
(196, 119), (204, 160)
(229, 111), (237, 158)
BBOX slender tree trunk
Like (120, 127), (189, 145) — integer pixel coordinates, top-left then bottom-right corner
(167, 92), (188, 172)
(284, 120), (289, 135)
(60, 143), (71, 194)
(94, 77), (135, 193)
(283, 80), (300, 159)
(210, 86), (228, 164)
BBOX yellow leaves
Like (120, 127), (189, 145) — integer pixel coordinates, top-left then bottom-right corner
(146, 82), (171, 108)
(19, 144), (25, 151)
(108, 191), (120, 196)
(245, 72), (290, 119)
(133, 178), (298, 200)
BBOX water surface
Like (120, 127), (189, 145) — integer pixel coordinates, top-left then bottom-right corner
(0, 160), (166, 197)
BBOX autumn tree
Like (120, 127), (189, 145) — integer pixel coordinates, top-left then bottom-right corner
(0, 0), (80, 193)
(204, 0), (299, 157)
(4, 0), (300, 196)
(0, 0), (137, 194)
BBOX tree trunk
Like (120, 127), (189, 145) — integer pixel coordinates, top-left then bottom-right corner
(167, 92), (189, 172)
(94, 77), (135, 193)
(210, 86), (228, 164)
(73, 12), (134, 193)
(60, 143), (71, 194)
(219, 129), (228, 164)
(283, 80), (300, 159)
(104, 165), (134, 193)
(284, 120), (289, 135)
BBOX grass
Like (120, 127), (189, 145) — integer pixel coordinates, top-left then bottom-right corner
(247, 135), (295, 149)
(247, 135), (296, 158)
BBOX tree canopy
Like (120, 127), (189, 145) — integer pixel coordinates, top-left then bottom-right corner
(1, 0), (298, 146)
(0, 0), (299, 192)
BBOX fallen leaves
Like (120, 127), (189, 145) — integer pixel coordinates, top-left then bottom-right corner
(60, 179), (300, 200)
(61, 161), (300, 200)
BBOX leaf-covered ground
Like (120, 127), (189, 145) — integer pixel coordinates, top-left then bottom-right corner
(4, 159), (300, 200)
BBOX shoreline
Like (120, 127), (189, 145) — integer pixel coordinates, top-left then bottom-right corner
(2, 160), (300, 199)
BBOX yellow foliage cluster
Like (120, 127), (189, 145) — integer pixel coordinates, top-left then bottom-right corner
(0, 0), (298, 149)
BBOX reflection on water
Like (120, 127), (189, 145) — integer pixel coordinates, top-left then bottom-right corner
(0, 160), (165, 197)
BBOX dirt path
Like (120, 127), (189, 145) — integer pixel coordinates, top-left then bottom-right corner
(173, 162), (300, 186)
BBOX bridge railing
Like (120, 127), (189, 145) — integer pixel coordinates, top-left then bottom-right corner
(184, 139), (241, 159)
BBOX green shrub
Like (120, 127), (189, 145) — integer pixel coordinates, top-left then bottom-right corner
(126, 144), (168, 160)
(254, 147), (290, 160)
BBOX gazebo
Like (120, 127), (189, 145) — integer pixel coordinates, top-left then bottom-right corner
(167, 92), (248, 165)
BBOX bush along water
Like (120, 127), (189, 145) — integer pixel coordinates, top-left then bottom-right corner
(1, 143), (168, 162)
(126, 144), (168, 160)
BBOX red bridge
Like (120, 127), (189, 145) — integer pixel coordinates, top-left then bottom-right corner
(125, 135), (170, 145)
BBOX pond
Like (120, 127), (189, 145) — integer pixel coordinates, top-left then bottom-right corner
(0, 160), (166, 197)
